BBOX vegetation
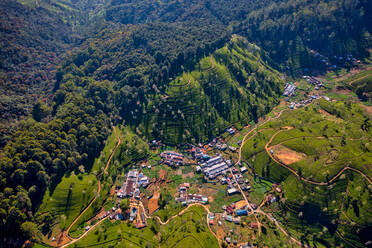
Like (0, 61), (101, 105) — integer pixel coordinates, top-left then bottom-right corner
(0, 0), (371, 245)
(237, 0), (372, 75)
(35, 173), (97, 232)
(242, 100), (372, 247)
(71, 205), (218, 248)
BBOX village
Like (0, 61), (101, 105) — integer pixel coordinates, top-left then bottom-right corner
(74, 68), (341, 247)
(82, 121), (287, 248)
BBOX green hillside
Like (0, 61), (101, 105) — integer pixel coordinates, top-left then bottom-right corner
(143, 36), (282, 144)
(242, 100), (372, 247)
(71, 205), (218, 248)
(36, 173), (97, 233)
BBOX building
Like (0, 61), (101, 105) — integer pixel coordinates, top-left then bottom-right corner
(236, 209), (248, 216)
(201, 154), (231, 179)
(227, 188), (238, 195)
(283, 83), (296, 96)
(160, 151), (184, 166)
(187, 194), (208, 204)
(250, 222), (259, 228)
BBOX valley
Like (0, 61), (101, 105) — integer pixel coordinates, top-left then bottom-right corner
(30, 65), (372, 248)
(0, 0), (371, 247)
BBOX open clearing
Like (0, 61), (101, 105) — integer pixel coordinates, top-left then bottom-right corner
(269, 144), (306, 165)
(148, 191), (160, 214)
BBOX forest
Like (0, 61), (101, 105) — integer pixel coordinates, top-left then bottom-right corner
(0, 0), (371, 244)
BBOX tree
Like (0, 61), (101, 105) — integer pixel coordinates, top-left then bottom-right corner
(21, 221), (38, 239)
(120, 198), (130, 212)
(32, 101), (50, 122)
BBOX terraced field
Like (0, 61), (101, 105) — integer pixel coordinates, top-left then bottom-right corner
(241, 99), (372, 247)
(145, 36), (283, 144)
(68, 205), (218, 248)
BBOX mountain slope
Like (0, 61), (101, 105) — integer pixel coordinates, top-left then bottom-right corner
(142, 36), (282, 143)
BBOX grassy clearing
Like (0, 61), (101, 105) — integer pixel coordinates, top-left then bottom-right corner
(37, 173), (97, 230)
(68, 205), (218, 248)
(241, 99), (372, 247)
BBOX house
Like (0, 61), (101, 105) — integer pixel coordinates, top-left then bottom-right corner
(229, 146), (237, 152)
(250, 222), (259, 228)
(283, 83), (296, 96)
(227, 188), (238, 195)
(240, 166), (247, 173)
(233, 217), (241, 224)
(160, 151), (184, 166)
(236, 209), (248, 216)
(227, 128), (235, 135)
(225, 215), (233, 222)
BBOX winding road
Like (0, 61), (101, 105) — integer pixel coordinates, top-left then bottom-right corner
(264, 128), (372, 186)
(58, 126), (121, 247)
(139, 201), (221, 247)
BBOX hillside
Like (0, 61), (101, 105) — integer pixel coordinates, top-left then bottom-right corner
(0, 0), (371, 246)
(241, 99), (372, 247)
(237, 0), (372, 75)
(143, 36), (282, 144)
(0, 0), (76, 146)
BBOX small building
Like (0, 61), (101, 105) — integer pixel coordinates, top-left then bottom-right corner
(225, 215), (233, 222)
(229, 146), (237, 152)
(240, 166), (247, 173)
(227, 188), (238, 195)
(236, 209), (248, 216)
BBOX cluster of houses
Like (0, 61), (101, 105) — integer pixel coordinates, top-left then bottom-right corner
(117, 170), (149, 199)
(303, 76), (323, 90)
(283, 82), (296, 97)
(190, 146), (209, 160)
(149, 139), (162, 149)
(198, 154), (233, 179)
(175, 183), (208, 205)
(289, 94), (330, 109)
(221, 167), (250, 195)
(311, 50), (360, 69)
(160, 151), (184, 166)
(129, 206), (147, 228)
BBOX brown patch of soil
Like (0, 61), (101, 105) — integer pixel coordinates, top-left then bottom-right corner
(159, 169), (167, 180)
(49, 231), (70, 247)
(110, 186), (115, 196)
(148, 191), (160, 214)
(270, 144), (306, 165)
(182, 171), (194, 179)
(361, 104), (372, 118)
(318, 108), (333, 116)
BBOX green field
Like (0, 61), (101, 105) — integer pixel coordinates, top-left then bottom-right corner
(36, 173), (97, 231)
(67, 205), (218, 248)
(241, 99), (372, 247)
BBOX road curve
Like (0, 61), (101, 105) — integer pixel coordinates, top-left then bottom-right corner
(265, 128), (372, 186)
(58, 126), (121, 247)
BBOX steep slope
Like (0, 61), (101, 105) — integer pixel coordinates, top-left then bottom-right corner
(0, 0), (75, 146)
(143, 36), (282, 144)
(237, 0), (372, 75)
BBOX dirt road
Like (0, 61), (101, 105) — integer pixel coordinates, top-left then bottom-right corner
(265, 128), (372, 186)
(57, 126), (121, 247)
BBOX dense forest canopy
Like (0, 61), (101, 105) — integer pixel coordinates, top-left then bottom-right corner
(0, 0), (371, 245)
(236, 0), (372, 74)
